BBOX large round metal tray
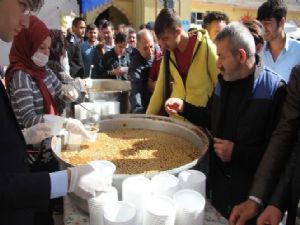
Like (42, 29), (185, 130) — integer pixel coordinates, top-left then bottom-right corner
(52, 114), (209, 213)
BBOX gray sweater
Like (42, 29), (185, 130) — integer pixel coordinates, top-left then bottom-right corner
(8, 67), (73, 164)
(8, 67), (71, 128)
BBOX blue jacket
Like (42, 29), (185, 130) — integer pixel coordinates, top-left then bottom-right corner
(181, 57), (286, 217)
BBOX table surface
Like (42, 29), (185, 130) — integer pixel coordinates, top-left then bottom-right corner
(63, 195), (229, 225)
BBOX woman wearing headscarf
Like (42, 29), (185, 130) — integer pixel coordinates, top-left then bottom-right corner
(5, 16), (91, 225)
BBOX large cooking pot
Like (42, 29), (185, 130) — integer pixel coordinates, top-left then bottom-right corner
(87, 79), (131, 113)
(52, 114), (209, 213)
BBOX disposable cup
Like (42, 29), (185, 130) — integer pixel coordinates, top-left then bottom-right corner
(88, 187), (118, 225)
(151, 173), (179, 197)
(178, 170), (206, 197)
(65, 132), (82, 150)
(89, 160), (116, 186)
(122, 175), (151, 224)
(173, 189), (205, 225)
(100, 101), (120, 115)
(103, 201), (137, 225)
(84, 129), (97, 143)
(143, 195), (176, 225)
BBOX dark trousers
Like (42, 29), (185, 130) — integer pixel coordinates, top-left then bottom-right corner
(29, 156), (59, 225)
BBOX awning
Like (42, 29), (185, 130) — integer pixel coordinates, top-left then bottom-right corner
(81, 0), (112, 14)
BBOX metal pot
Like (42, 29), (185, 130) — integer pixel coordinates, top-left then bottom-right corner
(87, 79), (131, 113)
(52, 114), (209, 213)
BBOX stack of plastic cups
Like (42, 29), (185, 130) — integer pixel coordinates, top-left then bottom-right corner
(178, 170), (206, 197)
(88, 160), (117, 225)
(151, 173), (180, 198)
(100, 101), (120, 116)
(89, 160), (116, 187)
(143, 195), (176, 225)
(88, 187), (118, 225)
(103, 201), (137, 225)
(122, 175), (152, 225)
(173, 189), (205, 225)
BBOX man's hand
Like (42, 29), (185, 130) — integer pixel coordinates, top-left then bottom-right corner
(112, 68), (122, 77)
(229, 200), (260, 225)
(257, 205), (282, 225)
(213, 138), (234, 162)
(164, 98), (184, 115)
(68, 162), (112, 199)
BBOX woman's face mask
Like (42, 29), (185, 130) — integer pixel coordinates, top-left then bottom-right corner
(31, 51), (49, 67)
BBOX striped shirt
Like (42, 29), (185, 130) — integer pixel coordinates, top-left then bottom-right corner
(9, 67), (71, 128)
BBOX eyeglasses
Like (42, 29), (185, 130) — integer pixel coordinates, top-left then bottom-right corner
(17, 0), (31, 16)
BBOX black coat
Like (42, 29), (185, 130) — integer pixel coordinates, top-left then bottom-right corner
(66, 33), (84, 78)
(250, 65), (300, 202)
(91, 44), (105, 79)
(100, 48), (131, 80)
(268, 129), (300, 225)
(128, 50), (153, 113)
(181, 64), (286, 218)
(252, 65), (300, 225)
(0, 82), (50, 225)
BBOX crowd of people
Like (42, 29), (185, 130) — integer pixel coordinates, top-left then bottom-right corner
(1, 0), (300, 225)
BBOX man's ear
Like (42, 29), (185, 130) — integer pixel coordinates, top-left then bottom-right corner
(175, 27), (181, 36)
(238, 48), (248, 63)
(279, 17), (286, 29)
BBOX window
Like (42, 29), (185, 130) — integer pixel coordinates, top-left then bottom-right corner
(191, 12), (204, 25)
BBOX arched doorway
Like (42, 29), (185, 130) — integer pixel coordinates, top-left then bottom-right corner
(95, 6), (129, 27)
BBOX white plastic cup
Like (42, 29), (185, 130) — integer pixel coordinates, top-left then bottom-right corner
(178, 170), (206, 197)
(122, 175), (152, 224)
(75, 103), (101, 120)
(43, 114), (64, 136)
(89, 160), (116, 187)
(143, 195), (176, 225)
(88, 187), (118, 225)
(83, 123), (98, 142)
(103, 201), (137, 225)
(65, 132), (82, 150)
(100, 101), (120, 116)
(173, 189), (205, 225)
(86, 130), (97, 143)
(151, 173), (180, 197)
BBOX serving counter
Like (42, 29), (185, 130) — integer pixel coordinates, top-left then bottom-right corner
(63, 195), (228, 225)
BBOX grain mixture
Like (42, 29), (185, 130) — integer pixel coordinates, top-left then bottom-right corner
(61, 128), (203, 174)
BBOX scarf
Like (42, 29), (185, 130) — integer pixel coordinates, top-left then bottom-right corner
(5, 15), (58, 115)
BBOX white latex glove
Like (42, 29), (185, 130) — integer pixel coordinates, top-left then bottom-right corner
(22, 123), (52, 144)
(62, 84), (79, 101)
(72, 78), (92, 92)
(84, 78), (93, 89)
(64, 118), (91, 139)
(68, 163), (111, 199)
(58, 71), (73, 83)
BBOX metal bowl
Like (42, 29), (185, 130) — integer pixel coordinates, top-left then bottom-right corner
(52, 114), (209, 213)
(87, 79), (131, 113)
